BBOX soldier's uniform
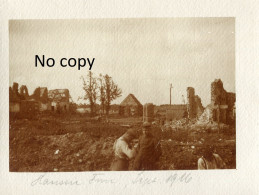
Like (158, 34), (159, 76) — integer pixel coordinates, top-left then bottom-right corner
(133, 122), (162, 170)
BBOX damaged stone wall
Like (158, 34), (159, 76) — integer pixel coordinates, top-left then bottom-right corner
(211, 79), (235, 124)
(198, 79), (236, 125)
(187, 87), (195, 118)
(211, 79), (227, 105)
(9, 82), (40, 118)
(187, 87), (204, 119)
(194, 95), (204, 118)
(19, 85), (29, 99)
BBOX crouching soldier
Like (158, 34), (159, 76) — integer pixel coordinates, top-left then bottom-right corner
(110, 129), (138, 171)
(133, 122), (162, 170)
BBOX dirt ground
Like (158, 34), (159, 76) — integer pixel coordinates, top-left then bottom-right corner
(9, 114), (236, 172)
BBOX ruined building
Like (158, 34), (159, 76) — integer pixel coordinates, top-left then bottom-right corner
(9, 82), (39, 118)
(10, 82), (72, 118)
(198, 79), (236, 124)
(48, 89), (70, 112)
(119, 94), (143, 116)
(210, 79), (236, 123)
(30, 87), (50, 111)
(187, 87), (204, 119)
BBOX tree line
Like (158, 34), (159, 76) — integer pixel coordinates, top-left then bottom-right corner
(80, 72), (122, 116)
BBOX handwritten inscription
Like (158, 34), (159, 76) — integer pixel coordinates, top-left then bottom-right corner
(31, 172), (192, 187)
(89, 174), (116, 184)
(132, 172), (157, 186)
(31, 174), (81, 186)
(166, 173), (192, 187)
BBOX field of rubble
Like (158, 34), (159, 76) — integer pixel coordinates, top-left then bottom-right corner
(9, 114), (236, 172)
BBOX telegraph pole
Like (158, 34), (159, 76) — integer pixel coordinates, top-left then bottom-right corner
(170, 83), (173, 106)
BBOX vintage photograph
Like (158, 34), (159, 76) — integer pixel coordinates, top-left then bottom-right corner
(9, 18), (235, 172)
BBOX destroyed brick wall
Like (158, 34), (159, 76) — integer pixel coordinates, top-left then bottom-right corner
(9, 83), (21, 102)
(12, 82), (19, 94)
(198, 79), (236, 125)
(187, 87), (195, 118)
(211, 79), (227, 105)
(187, 87), (204, 119)
(19, 85), (29, 99)
(9, 82), (41, 118)
(9, 83), (22, 113)
(194, 95), (204, 118)
(210, 79), (235, 124)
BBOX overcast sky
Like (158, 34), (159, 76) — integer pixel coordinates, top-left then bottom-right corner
(9, 18), (235, 106)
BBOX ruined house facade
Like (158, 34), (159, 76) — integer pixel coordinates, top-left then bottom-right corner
(48, 89), (70, 112)
(210, 79), (236, 124)
(198, 79), (236, 124)
(119, 94), (143, 116)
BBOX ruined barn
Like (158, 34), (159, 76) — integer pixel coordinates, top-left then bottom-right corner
(119, 94), (143, 116)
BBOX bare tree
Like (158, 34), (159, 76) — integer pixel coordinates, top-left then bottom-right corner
(98, 74), (106, 115)
(102, 74), (122, 116)
(81, 71), (98, 116)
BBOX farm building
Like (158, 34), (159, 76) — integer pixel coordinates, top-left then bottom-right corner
(119, 94), (143, 116)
